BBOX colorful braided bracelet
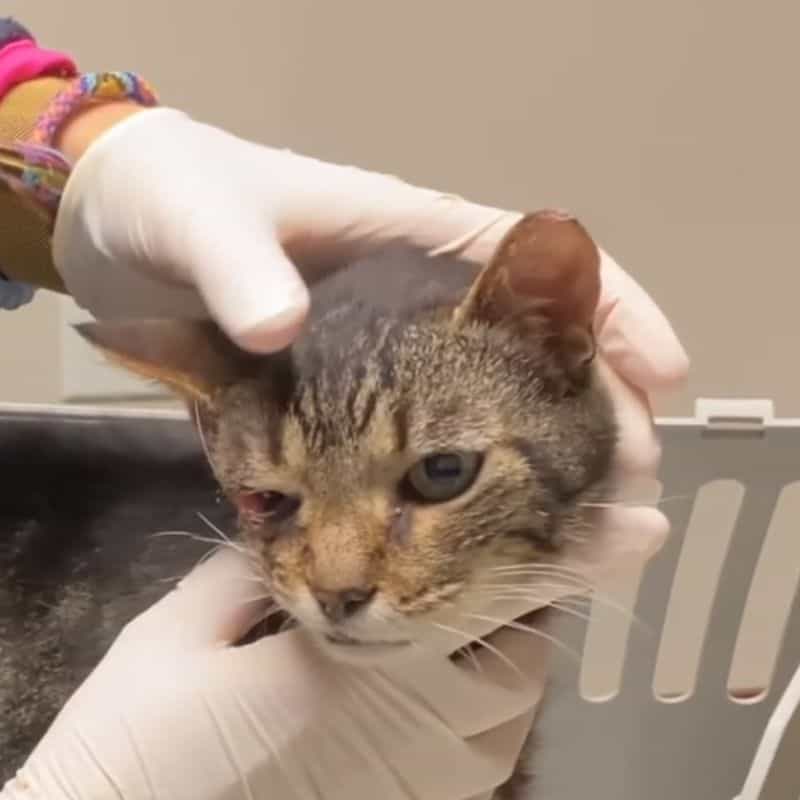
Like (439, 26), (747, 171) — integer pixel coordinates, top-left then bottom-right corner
(0, 71), (159, 226)
(0, 69), (159, 309)
(0, 140), (71, 220)
(28, 70), (158, 147)
(0, 18), (74, 309)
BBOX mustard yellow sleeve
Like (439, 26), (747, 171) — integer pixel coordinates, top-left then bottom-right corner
(0, 76), (70, 293)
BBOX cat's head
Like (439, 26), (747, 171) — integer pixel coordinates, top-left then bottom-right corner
(78, 211), (616, 665)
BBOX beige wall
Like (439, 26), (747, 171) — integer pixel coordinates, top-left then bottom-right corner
(3, 1), (799, 415)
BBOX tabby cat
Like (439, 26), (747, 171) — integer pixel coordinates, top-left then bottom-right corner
(25, 211), (619, 795)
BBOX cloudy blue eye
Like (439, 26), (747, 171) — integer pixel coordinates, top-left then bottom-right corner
(402, 451), (483, 503)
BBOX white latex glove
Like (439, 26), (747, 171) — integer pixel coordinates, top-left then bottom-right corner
(52, 107), (686, 375)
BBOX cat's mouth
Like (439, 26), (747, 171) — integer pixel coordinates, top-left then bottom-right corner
(324, 632), (410, 650)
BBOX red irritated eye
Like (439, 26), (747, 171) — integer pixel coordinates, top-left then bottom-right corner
(236, 491), (301, 524)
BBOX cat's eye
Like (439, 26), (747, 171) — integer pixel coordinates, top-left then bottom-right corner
(401, 451), (484, 504)
(237, 490), (301, 523)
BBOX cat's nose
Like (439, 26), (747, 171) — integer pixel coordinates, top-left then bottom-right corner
(312, 587), (376, 622)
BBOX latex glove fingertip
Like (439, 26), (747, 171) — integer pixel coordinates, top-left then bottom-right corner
(146, 547), (268, 647)
(560, 504), (669, 581)
(597, 359), (662, 476)
(189, 232), (311, 353)
(597, 250), (689, 392)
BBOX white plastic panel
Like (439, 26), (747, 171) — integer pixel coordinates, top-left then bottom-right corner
(728, 482), (800, 702)
(533, 420), (800, 800)
(653, 479), (745, 701)
(579, 479), (663, 703)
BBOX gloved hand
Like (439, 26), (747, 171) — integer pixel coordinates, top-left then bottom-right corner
(52, 107), (686, 370)
(22, 105), (688, 800)
(2, 513), (661, 800)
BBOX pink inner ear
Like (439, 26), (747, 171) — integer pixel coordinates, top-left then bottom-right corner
(491, 211), (601, 333)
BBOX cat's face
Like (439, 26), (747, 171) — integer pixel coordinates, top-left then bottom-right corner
(78, 211), (617, 665)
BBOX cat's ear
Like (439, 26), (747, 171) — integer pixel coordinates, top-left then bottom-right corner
(74, 319), (255, 405)
(453, 209), (601, 385)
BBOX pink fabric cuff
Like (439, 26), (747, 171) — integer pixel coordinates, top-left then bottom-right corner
(0, 39), (77, 100)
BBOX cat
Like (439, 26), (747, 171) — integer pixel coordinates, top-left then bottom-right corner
(3, 210), (617, 795)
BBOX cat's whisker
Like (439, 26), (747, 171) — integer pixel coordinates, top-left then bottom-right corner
(238, 592), (278, 606)
(151, 529), (243, 556)
(476, 579), (591, 593)
(490, 563), (591, 575)
(195, 512), (247, 555)
(154, 544), (223, 585)
(278, 615), (297, 634)
(462, 587), (595, 625)
(485, 569), (593, 588)
(487, 568), (602, 593)
(468, 581), (594, 609)
(489, 562), (592, 576)
(477, 578), (594, 601)
(481, 566), (608, 598)
(460, 612), (581, 663)
(366, 607), (411, 639)
(493, 595), (590, 623)
(459, 644), (483, 674)
(578, 493), (691, 509)
(469, 579), (646, 631)
(405, 637), (479, 673)
(430, 621), (525, 679)
(483, 574), (590, 590)
(236, 574), (273, 587)
(469, 583), (594, 612)
(151, 538), (272, 601)
(478, 588), (652, 635)
(472, 591), (595, 625)
(429, 634), (484, 674)
(368, 609), (429, 652)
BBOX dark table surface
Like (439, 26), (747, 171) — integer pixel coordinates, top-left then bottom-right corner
(0, 408), (233, 779)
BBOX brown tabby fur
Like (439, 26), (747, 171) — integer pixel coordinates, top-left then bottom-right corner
(77, 211), (618, 798)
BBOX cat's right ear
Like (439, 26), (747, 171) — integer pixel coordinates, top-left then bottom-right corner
(75, 319), (255, 406)
(452, 209), (601, 387)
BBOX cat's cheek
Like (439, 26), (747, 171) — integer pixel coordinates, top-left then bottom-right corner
(388, 503), (414, 544)
(257, 539), (314, 612)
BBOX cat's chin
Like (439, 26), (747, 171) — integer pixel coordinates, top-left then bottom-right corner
(312, 631), (416, 668)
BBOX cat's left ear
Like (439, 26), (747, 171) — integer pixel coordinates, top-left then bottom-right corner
(453, 209), (601, 386)
(74, 318), (257, 406)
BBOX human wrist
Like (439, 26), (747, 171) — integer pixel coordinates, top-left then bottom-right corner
(0, 72), (159, 234)
(55, 100), (146, 162)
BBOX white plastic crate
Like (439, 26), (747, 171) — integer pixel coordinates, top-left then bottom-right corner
(533, 398), (800, 799)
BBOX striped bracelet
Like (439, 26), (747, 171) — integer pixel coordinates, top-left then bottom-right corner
(0, 71), (159, 226)
(28, 70), (158, 147)
(0, 69), (159, 310)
